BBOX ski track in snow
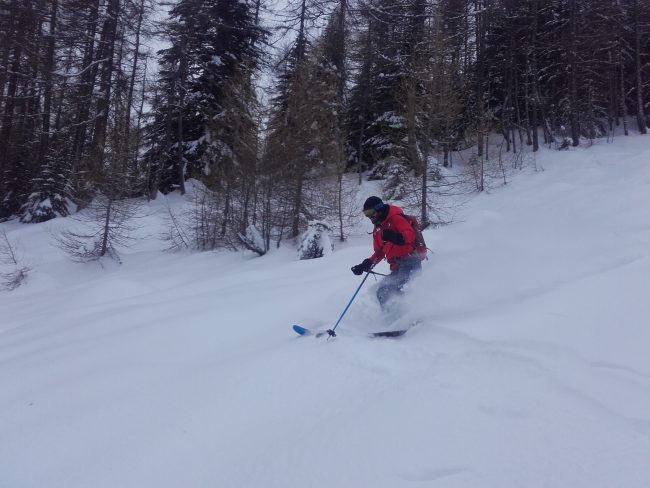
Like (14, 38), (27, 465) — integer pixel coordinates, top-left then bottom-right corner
(1, 135), (650, 487)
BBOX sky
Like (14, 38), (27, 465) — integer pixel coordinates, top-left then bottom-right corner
(1, 133), (649, 487)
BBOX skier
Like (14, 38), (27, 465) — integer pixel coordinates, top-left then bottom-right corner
(351, 196), (423, 313)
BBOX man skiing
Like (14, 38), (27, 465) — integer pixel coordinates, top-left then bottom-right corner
(351, 196), (423, 312)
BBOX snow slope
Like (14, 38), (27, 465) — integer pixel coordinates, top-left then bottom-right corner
(1, 135), (650, 488)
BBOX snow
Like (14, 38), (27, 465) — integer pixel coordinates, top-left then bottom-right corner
(1, 135), (650, 487)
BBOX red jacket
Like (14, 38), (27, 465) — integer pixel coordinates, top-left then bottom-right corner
(369, 205), (417, 270)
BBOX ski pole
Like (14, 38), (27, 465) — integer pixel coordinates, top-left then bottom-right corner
(326, 243), (386, 338)
(326, 270), (373, 338)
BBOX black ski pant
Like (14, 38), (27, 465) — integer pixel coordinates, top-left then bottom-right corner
(376, 257), (422, 312)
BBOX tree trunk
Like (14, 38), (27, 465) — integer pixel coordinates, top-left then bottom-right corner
(607, 50), (616, 133)
(124, 0), (146, 153)
(0, 0), (16, 117)
(475, 0), (485, 190)
(337, 174), (344, 241)
(405, 78), (421, 173)
(89, 0), (121, 180)
(421, 160), (428, 228)
(132, 59), (148, 176)
(633, 0), (647, 134)
(568, 0), (580, 146)
(529, 0), (540, 151)
(291, 173), (304, 238)
(100, 197), (113, 257)
(619, 41), (629, 136)
(177, 51), (187, 195)
(39, 0), (58, 166)
(70, 0), (100, 179)
(335, 0), (346, 100)
(0, 43), (21, 170)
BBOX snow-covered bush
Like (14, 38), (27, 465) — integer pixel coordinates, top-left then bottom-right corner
(20, 192), (71, 223)
(238, 224), (267, 256)
(297, 221), (333, 260)
(19, 160), (73, 223)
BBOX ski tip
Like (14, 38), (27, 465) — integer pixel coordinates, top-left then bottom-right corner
(292, 324), (310, 336)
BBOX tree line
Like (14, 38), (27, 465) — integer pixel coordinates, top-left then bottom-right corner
(0, 0), (648, 254)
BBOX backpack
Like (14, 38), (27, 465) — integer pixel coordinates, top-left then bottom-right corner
(400, 214), (429, 260)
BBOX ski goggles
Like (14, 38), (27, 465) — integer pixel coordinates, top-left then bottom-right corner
(363, 203), (385, 217)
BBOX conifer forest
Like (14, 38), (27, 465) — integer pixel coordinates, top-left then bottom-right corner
(0, 0), (648, 254)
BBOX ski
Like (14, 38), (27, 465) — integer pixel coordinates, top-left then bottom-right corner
(292, 325), (330, 338)
(370, 329), (408, 338)
(292, 324), (309, 335)
(371, 320), (421, 338)
(293, 324), (411, 339)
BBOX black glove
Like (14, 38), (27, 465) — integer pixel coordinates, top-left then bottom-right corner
(351, 258), (373, 275)
(381, 229), (405, 245)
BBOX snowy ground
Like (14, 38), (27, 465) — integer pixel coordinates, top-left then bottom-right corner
(1, 135), (650, 488)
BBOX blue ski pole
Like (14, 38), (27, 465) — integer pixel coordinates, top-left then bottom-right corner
(326, 270), (373, 338)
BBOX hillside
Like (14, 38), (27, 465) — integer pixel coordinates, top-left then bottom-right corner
(1, 136), (650, 488)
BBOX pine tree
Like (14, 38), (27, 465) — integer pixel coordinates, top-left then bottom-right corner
(0, 0), (44, 218)
(145, 0), (266, 197)
(346, 0), (397, 173)
(0, 0), (155, 222)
